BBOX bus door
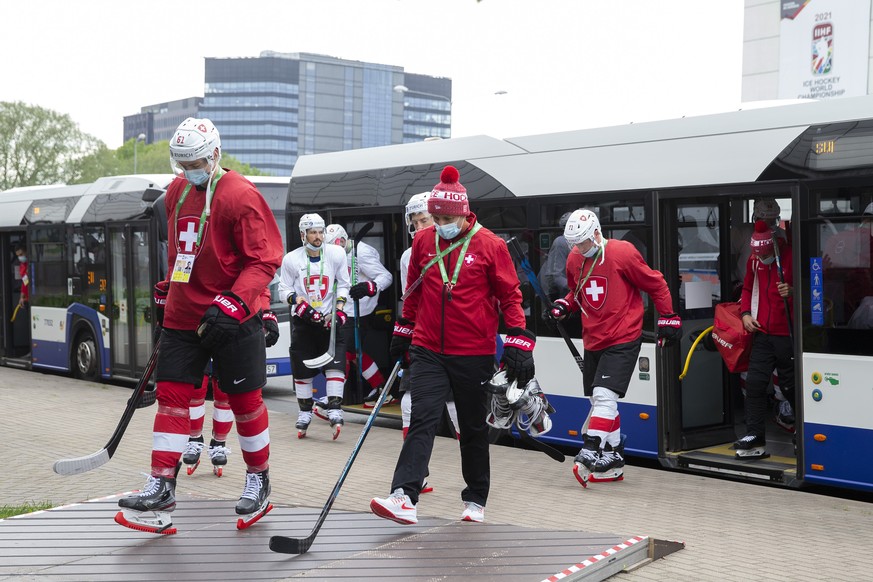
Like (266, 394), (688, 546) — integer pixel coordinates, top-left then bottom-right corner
(0, 230), (30, 364)
(660, 197), (737, 452)
(107, 222), (152, 379)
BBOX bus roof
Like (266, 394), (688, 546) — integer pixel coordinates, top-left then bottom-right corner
(291, 96), (873, 198)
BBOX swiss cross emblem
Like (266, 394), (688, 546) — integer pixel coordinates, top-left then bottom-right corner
(177, 216), (206, 253)
(582, 276), (608, 310)
(306, 275), (330, 300)
(463, 254), (477, 266)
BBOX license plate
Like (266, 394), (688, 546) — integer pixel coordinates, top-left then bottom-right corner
(266, 364), (277, 375)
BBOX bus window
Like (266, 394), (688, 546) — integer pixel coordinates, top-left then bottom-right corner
(30, 228), (67, 307)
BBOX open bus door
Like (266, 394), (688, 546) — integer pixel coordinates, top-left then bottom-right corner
(659, 192), (800, 484)
(107, 222), (153, 380)
(0, 230), (31, 366)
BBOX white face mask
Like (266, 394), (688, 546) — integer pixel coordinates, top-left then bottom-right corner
(581, 243), (600, 258)
(18, 255), (26, 263)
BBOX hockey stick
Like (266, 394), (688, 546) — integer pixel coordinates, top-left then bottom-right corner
(303, 282), (338, 369)
(518, 430), (566, 462)
(771, 231), (794, 342)
(53, 339), (161, 475)
(351, 221), (375, 397)
(506, 237), (584, 375)
(270, 359), (403, 554)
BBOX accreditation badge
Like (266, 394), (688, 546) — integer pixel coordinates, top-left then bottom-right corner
(171, 253), (196, 283)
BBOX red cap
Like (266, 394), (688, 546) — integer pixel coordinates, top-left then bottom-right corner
(428, 165), (469, 216)
(750, 220), (774, 256)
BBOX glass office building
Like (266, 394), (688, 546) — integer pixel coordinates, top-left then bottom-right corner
(123, 97), (203, 145)
(198, 52), (451, 175)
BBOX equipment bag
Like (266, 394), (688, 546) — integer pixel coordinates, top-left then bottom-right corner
(711, 302), (753, 373)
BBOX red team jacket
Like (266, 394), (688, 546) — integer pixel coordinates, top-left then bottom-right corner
(740, 242), (794, 337)
(402, 213), (526, 356)
(163, 170), (284, 330)
(563, 240), (674, 352)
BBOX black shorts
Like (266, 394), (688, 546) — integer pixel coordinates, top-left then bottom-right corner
(582, 337), (642, 398)
(156, 315), (266, 395)
(290, 320), (347, 379)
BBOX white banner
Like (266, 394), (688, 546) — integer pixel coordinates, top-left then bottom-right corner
(778, 0), (870, 100)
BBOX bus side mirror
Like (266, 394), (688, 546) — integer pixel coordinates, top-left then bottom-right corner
(142, 187), (166, 203)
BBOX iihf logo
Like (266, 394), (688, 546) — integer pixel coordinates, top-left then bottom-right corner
(812, 22), (833, 76)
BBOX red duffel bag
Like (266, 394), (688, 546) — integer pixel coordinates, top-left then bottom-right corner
(711, 302), (753, 373)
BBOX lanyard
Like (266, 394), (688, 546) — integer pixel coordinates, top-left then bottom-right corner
(435, 223), (481, 291)
(400, 222), (482, 301)
(306, 249), (324, 282)
(173, 170), (224, 253)
(572, 241), (605, 315)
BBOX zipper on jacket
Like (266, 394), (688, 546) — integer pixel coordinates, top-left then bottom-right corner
(441, 283), (447, 354)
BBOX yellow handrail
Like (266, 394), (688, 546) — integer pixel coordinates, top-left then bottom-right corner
(679, 325), (713, 380)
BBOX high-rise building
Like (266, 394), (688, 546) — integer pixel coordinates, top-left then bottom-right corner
(123, 97), (203, 145)
(197, 52), (451, 175)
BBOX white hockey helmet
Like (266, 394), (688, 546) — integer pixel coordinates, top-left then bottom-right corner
(405, 192), (431, 236)
(299, 213), (325, 235)
(563, 209), (601, 246)
(169, 117), (221, 174)
(752, 199), (780, 222)
(325, 224), (351, 253)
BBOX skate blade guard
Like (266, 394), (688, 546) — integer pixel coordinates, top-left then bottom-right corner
(573, 462), (590, 488)
(236, 501), (273, 530)
(114, 509), (177, 535)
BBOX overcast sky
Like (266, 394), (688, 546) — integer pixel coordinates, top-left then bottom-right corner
(1, 0), (744, 149)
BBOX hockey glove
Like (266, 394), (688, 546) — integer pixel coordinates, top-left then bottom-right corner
(325, 309), (348, 329)
(389, 317), (414, 363)
(501, 327), (536, 386)
(548, 298), (570, 321)
(153, 280), (169, 325)
(197, 292), (250, 350)
(263, 310), (280, 347)
(292, 300), (324, 326)
(349, 281), (378, 300)
(657, 313), (683, 347)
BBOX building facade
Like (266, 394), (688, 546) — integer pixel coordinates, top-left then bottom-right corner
(123, 97), (203, 145)
(196, 52), (451, 175)
(742, 0), (873, 102)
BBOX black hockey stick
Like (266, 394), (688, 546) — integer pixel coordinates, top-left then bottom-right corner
(506, 237), (584, 375)
(771, 230), (794, 342)
(518, 429), (566, 462)
(351, 221), (375, 396)
(53, 339), (161, 475)
(270, 359), (403, 555)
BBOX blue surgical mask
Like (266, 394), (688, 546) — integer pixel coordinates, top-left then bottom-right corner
(184, 168), (210, 185)
(581, 241), (601, 258)
(759, 255), (776, 265)
(18, 255), (26, 263)
(435, 221), (462, 240)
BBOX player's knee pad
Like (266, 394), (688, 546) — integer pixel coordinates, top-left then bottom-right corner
(297, 397), (314, 412)
(327, 396), (342, 409)
(591, 386), (619, 416)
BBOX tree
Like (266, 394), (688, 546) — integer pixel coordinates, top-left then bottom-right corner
(0, 102), (102, 190)
(74, 139), (268, 184)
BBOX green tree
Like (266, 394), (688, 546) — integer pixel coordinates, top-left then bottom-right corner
(0, 101), (102, 190)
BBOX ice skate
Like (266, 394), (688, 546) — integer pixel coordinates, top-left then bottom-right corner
(235, 470), (273, 530)
(774, 400), (795, 433)
(590, 435), (626, 483)
(572, 434), (601, 488)
(115, 475), (177, 535)
(362, 386), (382, 408)
(313, 396), (330, 421)
(370, 488), (417, 525)
(182, 437), (204, 476)
(733, 434), (769, 459)
(296, 406), (313, 439)
(327, 407), (344, 440)
(420, 478), (433, 494)
(208, 439), (230, 477)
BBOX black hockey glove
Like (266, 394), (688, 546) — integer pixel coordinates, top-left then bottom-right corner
(389, 317), (414, 363)
(501, 327), (536, 386)
(548, 298), (570, 321)
(325, 309), (348, 329)
(197, 291), (250, 350)
(292, 300), (323, 326)
(153, 280), (169, 325)
(263, 310), (280, 347)
(657, 313), (683, 347)
(349, 281), (378, 300)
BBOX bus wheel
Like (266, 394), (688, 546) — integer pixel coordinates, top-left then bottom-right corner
(74, 330), (99, 381)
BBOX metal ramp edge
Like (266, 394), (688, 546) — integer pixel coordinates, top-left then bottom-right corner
(541, 536), (685, 582)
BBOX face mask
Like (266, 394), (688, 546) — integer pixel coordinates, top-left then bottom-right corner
(759, 255), (776, 265)
(18, 255), (26, 263)
(581, 240), (600, 258)
(435, 220), (462, 240)
(184, 168), (210, 186)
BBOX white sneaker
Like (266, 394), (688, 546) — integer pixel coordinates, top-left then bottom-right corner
(461, 501), (485, 523)
(370, 488), (417, 525)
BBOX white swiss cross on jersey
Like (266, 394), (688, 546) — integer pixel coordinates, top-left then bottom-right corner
(582, 275), (608, 310)
(463, 254), (477, 266)
(306, 275), (330, 301)
(177, 216), (205, 253)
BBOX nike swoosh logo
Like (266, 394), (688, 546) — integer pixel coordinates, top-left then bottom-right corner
(401, 503), (415, 510)
(601, 375), (610, 379)
(234, 378), (246, 385)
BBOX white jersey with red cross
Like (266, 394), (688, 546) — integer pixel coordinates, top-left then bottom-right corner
(277, 244), (350, 316)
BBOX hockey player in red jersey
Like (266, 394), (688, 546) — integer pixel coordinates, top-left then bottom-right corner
(370, 166), (534, 525)
(548, 209), (680, 487)
(115, 118), (284, 534)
